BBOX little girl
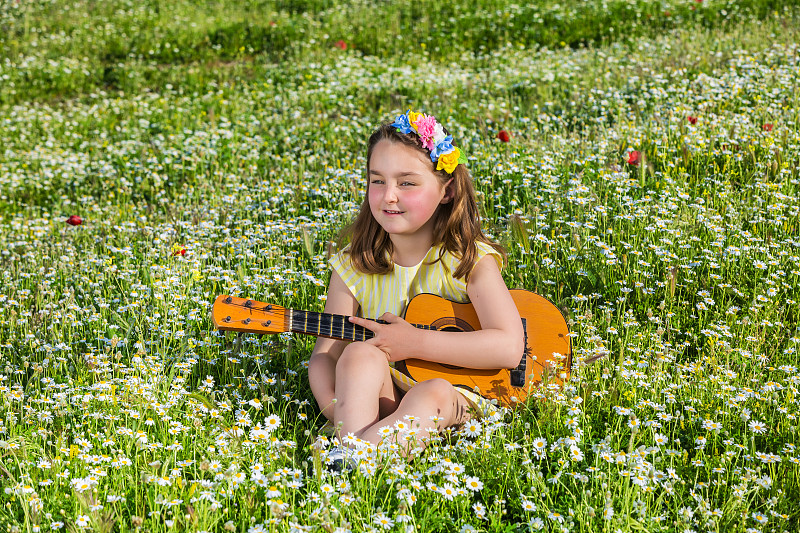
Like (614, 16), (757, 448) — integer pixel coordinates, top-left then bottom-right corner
(308, 110), (523, 470)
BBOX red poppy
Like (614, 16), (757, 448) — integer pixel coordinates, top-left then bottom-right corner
(497, 130), (510, 142)
(627, 151), (641, 166)
(172, 246), (186, 257)
(335, 40), (347, 50)
(762, 123), (773, 132)
(687, 116), (698, 125)
(66, 215), (82, 226)
(269, 21), (276, 26)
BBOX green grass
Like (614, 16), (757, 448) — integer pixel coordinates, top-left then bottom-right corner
(1, 1), (800, 532)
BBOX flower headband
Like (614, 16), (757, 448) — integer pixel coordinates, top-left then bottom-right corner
(391, 110), (467, 174)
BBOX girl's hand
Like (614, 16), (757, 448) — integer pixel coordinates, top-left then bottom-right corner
(348, 313), (417, 363)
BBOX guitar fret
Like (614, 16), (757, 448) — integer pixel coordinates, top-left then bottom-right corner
(345, 316), (352, 341)
(304, 311), (308, 333)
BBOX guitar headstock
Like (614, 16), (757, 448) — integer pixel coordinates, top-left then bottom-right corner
(211, 295), (290, 334)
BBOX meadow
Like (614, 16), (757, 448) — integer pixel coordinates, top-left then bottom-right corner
(1, 0), (800, 531)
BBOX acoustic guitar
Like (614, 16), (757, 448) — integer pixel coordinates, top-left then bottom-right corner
(211, 290), (571, 407)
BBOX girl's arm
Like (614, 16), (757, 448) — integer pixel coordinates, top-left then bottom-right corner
(308, 270), (359, 420)
(349, 255), (524, 369)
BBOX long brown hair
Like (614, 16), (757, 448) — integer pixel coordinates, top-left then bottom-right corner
(338, 122), (505, 281)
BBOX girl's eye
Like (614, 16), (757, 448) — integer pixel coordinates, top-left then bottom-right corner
(400, 181), (415, 187)
(370, 179), (384, 185)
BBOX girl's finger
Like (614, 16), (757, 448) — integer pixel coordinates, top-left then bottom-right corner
(379, 312), (399, 322)
(349, 315), (379, 332)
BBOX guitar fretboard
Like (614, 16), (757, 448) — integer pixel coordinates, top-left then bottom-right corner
(289, 309), (434, 341)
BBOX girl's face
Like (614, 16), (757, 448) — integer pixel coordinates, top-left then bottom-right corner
(368, 139), (452, 245)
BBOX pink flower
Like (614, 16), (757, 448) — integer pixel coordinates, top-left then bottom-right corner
(497, 130), (510, 142)
(627, 151), (641, 166)
(414, 116), (438, 150)
(66, 215), (82, 226)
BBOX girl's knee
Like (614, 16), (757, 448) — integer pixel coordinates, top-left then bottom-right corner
(336, 342), (387, 372)
(412, 378), (457, 406)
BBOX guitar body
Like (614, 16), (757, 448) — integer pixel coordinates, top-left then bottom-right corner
(395, 290), (571, 407)
(211, 289), (571, 408)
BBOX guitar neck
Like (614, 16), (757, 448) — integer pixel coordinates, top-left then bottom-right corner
(288, 309), (433, 341)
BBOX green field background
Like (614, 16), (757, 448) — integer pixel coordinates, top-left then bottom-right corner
(1, 1), (799, 532)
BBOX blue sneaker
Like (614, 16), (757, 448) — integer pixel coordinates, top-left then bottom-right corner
(326, 446), (356, 473)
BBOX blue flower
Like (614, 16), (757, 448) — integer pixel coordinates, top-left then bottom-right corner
(391, 111), (415, 134)
(429, 136), (454, 162)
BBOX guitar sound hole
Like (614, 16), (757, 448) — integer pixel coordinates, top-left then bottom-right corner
(441, 326), (462, 333)
(439, 363), (465, 370)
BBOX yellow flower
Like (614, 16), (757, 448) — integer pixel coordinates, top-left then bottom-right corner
(436, 147), (461, 173)
(408, 111), (423, 129)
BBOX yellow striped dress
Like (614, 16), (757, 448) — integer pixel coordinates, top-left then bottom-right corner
(329, 241), (503, 417)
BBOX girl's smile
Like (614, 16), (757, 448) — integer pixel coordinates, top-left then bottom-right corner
(368, 140), (452, 254)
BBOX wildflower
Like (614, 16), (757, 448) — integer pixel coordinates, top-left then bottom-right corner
(462, 421), (482, 437)
(627, 151), (641, 166)
(569, 445), (584, 462)
(749, 420), (767, 434)
(472, 502), (487, 520)
(687, 116), (698, 125)
(75, 515), (90, 528)
(440, 483), (457, 500)
(521, 498), (537, 512)
(335, 40), (347, 50)
(171, 244), (186, 256)
(464, 476), (483, 491)
(66, 215), (83, 226)
(497, 130), (511, 142)
(762, 123), (773, 132)
(373, 512), (394, 530)
(264, 414), (281, 432)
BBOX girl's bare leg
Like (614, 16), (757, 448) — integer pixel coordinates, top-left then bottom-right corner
(334, 342), (471, 453)
(333, 342), (403, 438)
(357, 377), (472, 453)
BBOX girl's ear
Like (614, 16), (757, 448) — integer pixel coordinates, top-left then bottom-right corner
(440, 178), (455, 204)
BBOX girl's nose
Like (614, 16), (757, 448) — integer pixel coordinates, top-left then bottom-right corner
(383, 185), (398, 203)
